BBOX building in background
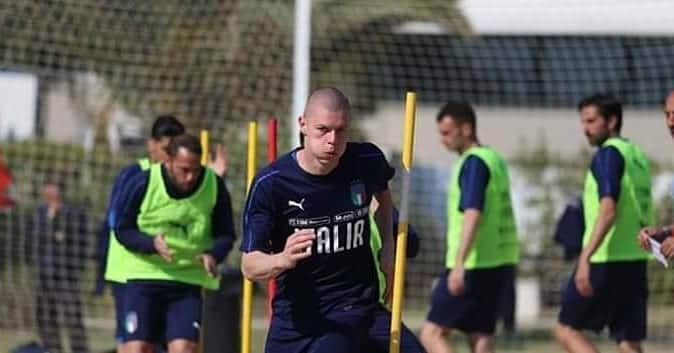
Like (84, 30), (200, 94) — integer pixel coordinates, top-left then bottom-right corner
(0, 71), (37, 141)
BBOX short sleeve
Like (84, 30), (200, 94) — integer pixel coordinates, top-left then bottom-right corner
(241, 170), (278, 253)
(590, 146), (624, 201)
(458, 155), (490, 211)
(357, 143), (395, 193)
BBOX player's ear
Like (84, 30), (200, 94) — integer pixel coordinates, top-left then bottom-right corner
(607, 115), (618, 133)
(299, 115), (307, 135)
(460, 121), (472, 138)
(146, 138), (155, 154)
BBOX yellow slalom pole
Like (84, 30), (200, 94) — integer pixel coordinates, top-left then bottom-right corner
(389, 92), (416, 353)
(241, 121), (257, 353)
(200, 130), (210, 166)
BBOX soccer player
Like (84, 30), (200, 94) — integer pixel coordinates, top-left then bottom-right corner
(240, 87), (424, 353)
(114, 134), (236, 353)
(419, 101), (519, 353)
(95, 115), (186, 352)
(638, 90), (674, 260)
(554, 94), (653, 353)
(96, 116), (227, 351)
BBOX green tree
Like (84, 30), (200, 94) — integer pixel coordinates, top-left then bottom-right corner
(0, 1), (468, 140)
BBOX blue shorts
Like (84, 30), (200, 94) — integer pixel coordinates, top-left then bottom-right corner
(558, 260), (648, 342)
(426, 267), (507, 335)
(112, 283), (127, 343)
(123, 281), (202, 343)
(265, 304), (424, 353)
(364, 305), (425, 353)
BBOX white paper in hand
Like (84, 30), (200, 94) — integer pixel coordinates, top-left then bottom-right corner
(648, 237), (670, 268)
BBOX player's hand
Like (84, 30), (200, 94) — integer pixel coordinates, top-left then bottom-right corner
(208, 144), (228, 178)
(153, 234), (173, 262)
(575, 260), (593, 297)
(448, 267), (465, 296)
(638, 226), (657, 250)
(197, 253), (218, 277)
(278, 229), (315, 270)
(661, 237), (674, 260)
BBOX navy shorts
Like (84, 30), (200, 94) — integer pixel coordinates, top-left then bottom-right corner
(112, 283), (127, 343)
(364, 305), (425, 353)
(426, 267), (507, 335)
(558, 260), (648, 342)
(123, 281), (202, 343)
(265, 304), (424, 353)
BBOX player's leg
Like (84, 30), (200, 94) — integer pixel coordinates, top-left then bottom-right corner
(365, 304), (426, 353)
(462, 267), (508, 353)
(420, 270), (469, 353)
(264, 314), (359, 353)
(608, 261), (647, 353)
(123, 282), (163, 353)
(309, 332), (358, 353)
(167, 339), (197, 353)
(165, 284), (202, 353)
(418, 321), (452, 353)
(497, 265), (516, 336)
(112, 283), (128, 353)
(555, 263), (612, 353)
(264, 331), (354, 353)
(553, 324), (598, 353)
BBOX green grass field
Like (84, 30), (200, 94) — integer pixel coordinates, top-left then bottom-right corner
(2, 312), (673, 353)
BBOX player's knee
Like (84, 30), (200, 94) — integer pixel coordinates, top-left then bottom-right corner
(419, 321), (447, 343)
(168, 339), (197, 353)
(553, 323), (575, 342)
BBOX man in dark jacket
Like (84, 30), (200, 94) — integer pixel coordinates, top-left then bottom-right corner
(31, 180), (90, 353)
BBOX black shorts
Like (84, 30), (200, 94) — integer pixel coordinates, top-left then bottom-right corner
(123, 281), (202, 343)
(265, 304), (424, 353)
(558, 260), (648, 342)
(426, 267), (507, 335)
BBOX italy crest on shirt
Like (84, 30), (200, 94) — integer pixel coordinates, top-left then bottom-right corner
(350, 180), (366, 207)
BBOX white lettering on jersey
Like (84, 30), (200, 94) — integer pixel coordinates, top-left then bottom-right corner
(353, 219), (364, 248)
(315, 219), (366, 255)
(317, 226), (331, 254)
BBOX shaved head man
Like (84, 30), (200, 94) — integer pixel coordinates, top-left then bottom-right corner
(241, 87), (425, 353)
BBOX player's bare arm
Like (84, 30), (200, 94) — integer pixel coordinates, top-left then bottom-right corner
(449, 208), (481, 296)
(576, 197), (616, 297)
(241, 229), (315, 281)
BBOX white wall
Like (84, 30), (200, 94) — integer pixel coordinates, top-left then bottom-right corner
(460, 0), (674, 36)
(0, 72), (38, 140)
(361, 102), (673, 167)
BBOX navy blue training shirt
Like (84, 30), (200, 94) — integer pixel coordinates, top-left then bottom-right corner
(95, 162), (142, 293)
(458, 155), (490, 212)
(241, 142), (395, 326)
(114, 165), (236, 263)
(590, 146), (624, 201)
